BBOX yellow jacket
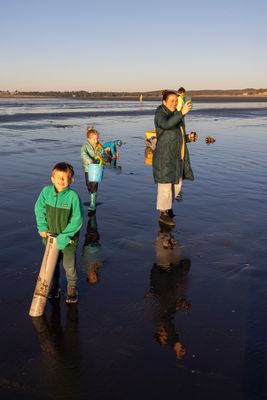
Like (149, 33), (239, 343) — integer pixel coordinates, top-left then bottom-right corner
(177, 95), (184, 111)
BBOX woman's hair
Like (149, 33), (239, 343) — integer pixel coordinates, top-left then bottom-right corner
(162, 90), (178, 102)
(86, 125), (99, 138)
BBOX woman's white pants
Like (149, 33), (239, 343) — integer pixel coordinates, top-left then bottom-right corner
(156, 179), (182, 211)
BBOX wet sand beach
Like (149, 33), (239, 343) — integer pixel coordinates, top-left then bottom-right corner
(0, 98), (267, 399)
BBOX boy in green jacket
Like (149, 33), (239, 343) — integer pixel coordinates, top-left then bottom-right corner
(34, 162), (83, 304)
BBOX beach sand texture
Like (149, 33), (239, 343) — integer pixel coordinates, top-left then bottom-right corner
(0, 98), (267, 400)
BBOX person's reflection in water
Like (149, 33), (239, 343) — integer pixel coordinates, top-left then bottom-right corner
(147, 222), (191, 359)
(31, 303), (82, 399)
(144, 146), (154, 166)
(83, 214), (103, 285)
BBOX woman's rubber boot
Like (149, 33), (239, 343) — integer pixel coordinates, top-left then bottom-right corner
(88, 192), (97, 213)
(159, 211), (176, 228)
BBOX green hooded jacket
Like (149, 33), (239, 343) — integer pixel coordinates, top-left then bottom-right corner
(152, 104), (194, 183)
(34, 185), (83, 251)
(80, 141), (108, 172)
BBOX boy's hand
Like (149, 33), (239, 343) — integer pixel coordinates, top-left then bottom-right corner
(39, 231), (49, 238)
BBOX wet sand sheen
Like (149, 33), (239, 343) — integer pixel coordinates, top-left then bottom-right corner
(0, 98), (267, 399)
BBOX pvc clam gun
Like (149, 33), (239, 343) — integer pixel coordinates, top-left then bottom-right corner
(29, 235), (59, 317)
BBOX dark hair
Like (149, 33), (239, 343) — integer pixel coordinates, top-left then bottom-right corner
(52, 162), (74, 178)
(177, 87), (186, 94)
(162, 90), (178, 102)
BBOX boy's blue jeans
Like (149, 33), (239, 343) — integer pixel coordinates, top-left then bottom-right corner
(52, 250), (77, 290)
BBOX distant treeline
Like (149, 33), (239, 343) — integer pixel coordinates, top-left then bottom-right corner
(1, 88), (267, 98)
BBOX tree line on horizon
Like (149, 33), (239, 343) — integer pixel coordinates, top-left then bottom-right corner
(1, 88), (267, 98)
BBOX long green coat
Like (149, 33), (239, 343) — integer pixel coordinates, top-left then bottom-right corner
(152, 104), (194, 183)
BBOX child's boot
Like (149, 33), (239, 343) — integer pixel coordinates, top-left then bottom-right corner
(88, 192), (97, 212)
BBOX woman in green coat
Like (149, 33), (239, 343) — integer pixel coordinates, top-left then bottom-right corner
(153, 90), (197, 227)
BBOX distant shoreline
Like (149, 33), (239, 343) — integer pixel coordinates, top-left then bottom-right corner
(1, 94), (267, 102)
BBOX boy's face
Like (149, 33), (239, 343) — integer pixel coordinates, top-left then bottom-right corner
(88, 133), (99, 148)
(51, 170), (72, 192)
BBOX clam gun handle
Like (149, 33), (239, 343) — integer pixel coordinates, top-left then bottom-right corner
(29, 236), (59, 317)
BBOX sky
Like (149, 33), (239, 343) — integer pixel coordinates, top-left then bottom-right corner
(1, 0), (267, 92)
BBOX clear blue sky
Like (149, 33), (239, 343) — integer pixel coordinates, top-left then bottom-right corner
(1, 0), (266, 92)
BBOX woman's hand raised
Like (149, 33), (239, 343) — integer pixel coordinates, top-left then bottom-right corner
(181, 102), (192, 116)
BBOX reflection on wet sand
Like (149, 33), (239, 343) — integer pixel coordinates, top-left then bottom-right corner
(146, 223), (191, 359)
(105, 157), (122, 174)
(83, 214), (103, 285)
(144, 147), (153, 166)
(31, 304), (82, 399)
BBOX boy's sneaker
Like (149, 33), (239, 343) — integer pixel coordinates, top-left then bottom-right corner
(66, 287), (78, 304)
(48, 287), (61, 302)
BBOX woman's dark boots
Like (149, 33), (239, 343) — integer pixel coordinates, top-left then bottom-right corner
(159, 211), (176, 227)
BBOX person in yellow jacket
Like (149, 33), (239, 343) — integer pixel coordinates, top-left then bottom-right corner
(177, 87), (186, 111)
(175, 87), (187, 202)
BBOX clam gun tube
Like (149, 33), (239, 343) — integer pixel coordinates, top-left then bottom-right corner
(29, 235), (59, 317)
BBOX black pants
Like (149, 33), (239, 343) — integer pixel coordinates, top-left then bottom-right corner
(85, 172), (98, 193)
